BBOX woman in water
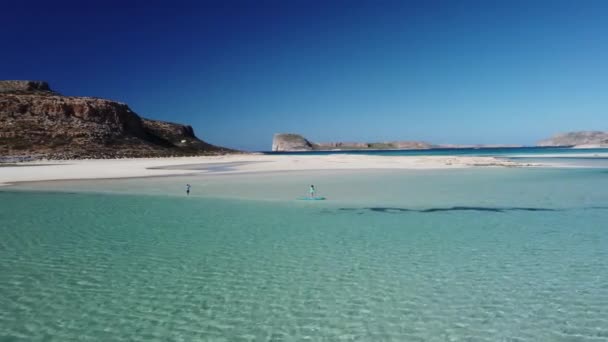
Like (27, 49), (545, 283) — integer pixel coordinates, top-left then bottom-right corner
(309, 184), (315, 198)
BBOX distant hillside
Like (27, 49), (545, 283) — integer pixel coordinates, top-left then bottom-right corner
(271, 133), (523, 151)
(537, 131), (608, 148)
(0, 81), (234, 160)
(271, 133), (434, 151)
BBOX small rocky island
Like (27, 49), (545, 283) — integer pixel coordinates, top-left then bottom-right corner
(271, 133), (521, 152)
(272, 133), (435, 152)
(273, 131), (608, 152)
(0, 81), (233, 160)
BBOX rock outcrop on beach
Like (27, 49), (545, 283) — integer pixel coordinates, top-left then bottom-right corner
(0, 80), (233, 160)
(537, 131), (608, 148)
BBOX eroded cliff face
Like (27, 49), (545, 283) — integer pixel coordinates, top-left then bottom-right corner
(0, 81), (52, 93)
(141, 119), (221, 151)
(0, 81), (232, 160)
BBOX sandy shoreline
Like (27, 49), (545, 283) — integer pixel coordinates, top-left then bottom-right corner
(0, 154), (532, 186)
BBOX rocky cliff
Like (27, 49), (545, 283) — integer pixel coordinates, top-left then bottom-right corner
(537, 131), (608, 147)
(271, 133), (315, 151)
(0, 81), (52, 93)
(0, 80), (233, 160)
(271, 133), (433, 151)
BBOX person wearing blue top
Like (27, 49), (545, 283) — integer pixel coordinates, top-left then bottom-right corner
(309, 184), (315, 198)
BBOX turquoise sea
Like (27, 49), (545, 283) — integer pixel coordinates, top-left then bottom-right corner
(1, 164), (608, 340)
(264, 146), (608, 157)
(267, 146), (608, 169)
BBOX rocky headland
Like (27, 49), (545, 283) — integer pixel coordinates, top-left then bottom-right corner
(271, 133), (315, 151)
(271, 133), (521, 152)
(271, 133), (434, 152)
(537, 131), (608, 148)
(0, 81), (233, 160)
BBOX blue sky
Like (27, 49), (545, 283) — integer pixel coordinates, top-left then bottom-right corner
(2, 0), (607, 150)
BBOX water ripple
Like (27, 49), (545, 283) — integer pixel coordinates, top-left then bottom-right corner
(1, 191), (607, 341)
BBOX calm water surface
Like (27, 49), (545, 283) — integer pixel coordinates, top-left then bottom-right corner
(264, 146), (608, 157)
(1, 168), (607, 341)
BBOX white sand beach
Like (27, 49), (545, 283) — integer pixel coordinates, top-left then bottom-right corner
(0, 154), (529, 186)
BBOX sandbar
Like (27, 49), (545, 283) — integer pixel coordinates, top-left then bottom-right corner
(0, 154), (534, 186)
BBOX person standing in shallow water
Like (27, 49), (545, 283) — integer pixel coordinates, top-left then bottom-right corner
(186, 184), (191, 196)
(309, 184), (315, 198)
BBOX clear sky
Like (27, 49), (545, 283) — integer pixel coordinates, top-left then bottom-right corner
(2, 0), (607, 151)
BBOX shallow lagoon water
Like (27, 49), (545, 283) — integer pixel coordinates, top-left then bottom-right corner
(1, 167), (608, 341)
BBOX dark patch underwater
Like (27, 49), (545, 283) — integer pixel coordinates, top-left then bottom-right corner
(338, 206), (561, 214)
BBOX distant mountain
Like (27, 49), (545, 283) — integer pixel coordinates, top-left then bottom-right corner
(0, 81), (234, 160)
(537, 131), (608, 148)
(271, 133), (521, 151)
